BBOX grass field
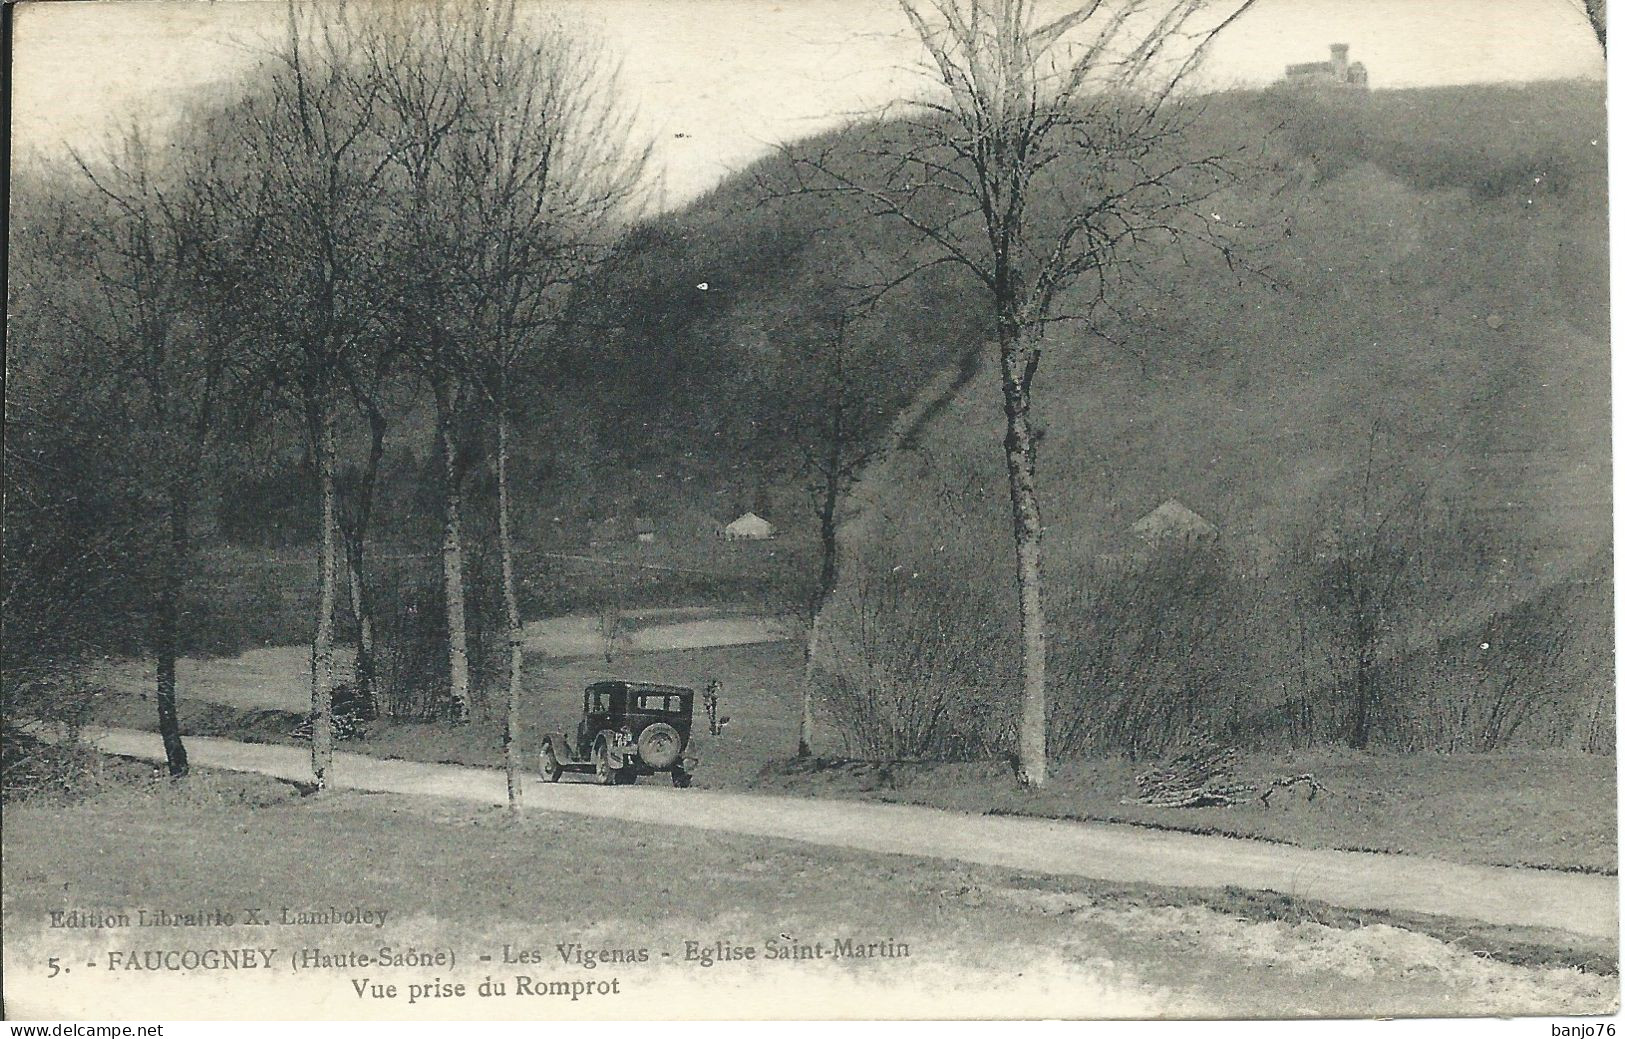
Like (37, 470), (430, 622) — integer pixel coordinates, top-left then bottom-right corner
(2, 766), (1615, 1019)
(754, 751), (1620, 874)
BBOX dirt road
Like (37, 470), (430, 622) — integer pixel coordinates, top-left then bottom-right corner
(518, 611), (789, 658)
(78, 725), (1617, 940)
(93, 609), (789, 713)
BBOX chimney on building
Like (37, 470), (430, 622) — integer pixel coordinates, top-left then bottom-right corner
(1330, 43), (1350, 79)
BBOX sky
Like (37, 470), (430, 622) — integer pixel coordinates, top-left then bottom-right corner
(9, 0), (1606, 208)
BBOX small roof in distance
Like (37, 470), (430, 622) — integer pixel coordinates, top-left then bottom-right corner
(1132, 499), (1218, 541)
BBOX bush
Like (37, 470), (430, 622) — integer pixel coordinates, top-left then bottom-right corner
(1374, 558), (1613, 752)
(1048, 540), (1258, 760)
(1, 729), (145, 805)
(366, 539), (510, 723)
(817, 499), (1611, 762)
(370, 564), (453, 721)
(817, 564), (1016, 760)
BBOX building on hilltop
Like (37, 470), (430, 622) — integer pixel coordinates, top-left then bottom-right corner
(1282, 43), (1369, 90)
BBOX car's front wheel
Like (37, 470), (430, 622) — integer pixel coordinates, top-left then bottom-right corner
(539, 743), (563, 783)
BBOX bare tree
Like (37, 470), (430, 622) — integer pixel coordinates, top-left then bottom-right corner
(463, 15), (649, 812)
(334, 356), (403, 722)
(1296, 424), (1456, 750)
(769, 305), (897, 757)
(776, 0), (1257, 784)
(358, 0), (649, 805)
(201, 3), (401, 789)
(66, 126), (252, 777)
(361, 10), (482, 727)
(4, 178), (155, 756)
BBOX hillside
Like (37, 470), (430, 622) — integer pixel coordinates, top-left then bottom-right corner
(563, 80), (1605, 551)
(850, 87), (1607, 559)
(557, 80), (1607, 758)
(160, 80), (1610, 757)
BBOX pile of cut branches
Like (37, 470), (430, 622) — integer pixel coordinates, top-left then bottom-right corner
(1258, 773), (1327, 806)
(1126, 734), (1254, 808)
(1125, 736), (1330, 808)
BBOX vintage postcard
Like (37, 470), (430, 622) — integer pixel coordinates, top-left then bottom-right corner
(2, 0), (1615, 1023)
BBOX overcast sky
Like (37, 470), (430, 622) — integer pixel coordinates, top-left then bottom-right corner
(10, 0), (1605, 207)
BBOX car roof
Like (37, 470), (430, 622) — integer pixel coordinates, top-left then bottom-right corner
(587, 680), (694, 696)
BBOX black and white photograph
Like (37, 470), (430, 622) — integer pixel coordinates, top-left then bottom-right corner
(1, 0), (1615, 1022)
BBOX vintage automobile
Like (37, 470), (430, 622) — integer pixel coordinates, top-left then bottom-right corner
(538, 681), (696, 787)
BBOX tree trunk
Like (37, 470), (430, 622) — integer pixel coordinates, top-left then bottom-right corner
(437, 399), (472, 725)
(345, 539), (376, 716)
(818, 467), (840, 597)
(1347, 599), (1377, 750)
(799, 609), (821, 758)
(1350, 644), (1374, 750)
(154, 480), (191, 778)
(800, 468), (842, 758)
(998, 328), (1047, 788)
(343, 406), (386, 720)
(311, 395), (339, 789)
(497, 405), (525, 812)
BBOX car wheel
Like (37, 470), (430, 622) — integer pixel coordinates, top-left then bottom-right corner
(592, 739), (615, 786)
(539, 743), (563, 783)
(615, 769), (638, 786)
(637, 722), (683, 770)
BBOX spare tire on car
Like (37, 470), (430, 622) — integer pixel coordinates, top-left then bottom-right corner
(537, 682), (696, 785)
(637, 721), (682, 770)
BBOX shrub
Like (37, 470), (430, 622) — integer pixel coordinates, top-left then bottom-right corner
(1048, 540), (1259, 760)
(818, 500), (1610, 761)
(817, 564), (1016, 760)
(371, 565), (452, 721)
(1, 727), (140, 805)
